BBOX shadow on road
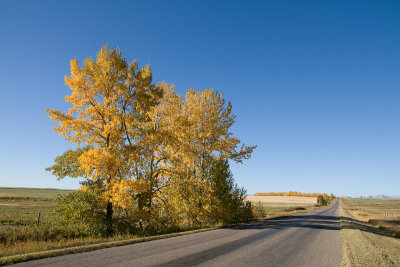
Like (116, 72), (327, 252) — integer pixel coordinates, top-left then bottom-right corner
(156, 214), (340, 266)
(229, 214), (340, 231)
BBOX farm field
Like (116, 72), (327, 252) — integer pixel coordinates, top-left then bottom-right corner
(0, 188), (75, 199)
(340, 198), (400, 266)
(246, 195), (317, 204)
(342, 197), (400, 237)
(246, 195), (318, 216)
(0, 188), (74, 228)
(344, 197), (400, 218)
(0, 188), (109, 261)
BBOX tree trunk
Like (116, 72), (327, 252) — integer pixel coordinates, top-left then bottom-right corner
(138, 194), (144, 230)
(106, 201), (113, 235)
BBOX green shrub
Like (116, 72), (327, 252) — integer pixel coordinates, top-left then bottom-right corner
(208, 158), (254, 224)
(317, 195), (327, 206)
(54, 189), (108, 236)
(254, 201), (266, 219)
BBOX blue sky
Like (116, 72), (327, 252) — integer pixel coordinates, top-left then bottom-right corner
(0, 0), (399, 196)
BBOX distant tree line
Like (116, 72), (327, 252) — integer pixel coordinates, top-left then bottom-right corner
(255, 191), (335, 198)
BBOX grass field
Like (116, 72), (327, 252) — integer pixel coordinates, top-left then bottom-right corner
(340, 198), (400, 266)
(0, 188), (75, 199)
(0, 188), (85, 260)
(0, 188), (74, 228)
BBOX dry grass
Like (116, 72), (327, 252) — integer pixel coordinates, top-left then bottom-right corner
(246, 195), (317, 204)
(340, 198), (400, 266)
(344, 197), (400, 217)
(342, 198), (400, 237)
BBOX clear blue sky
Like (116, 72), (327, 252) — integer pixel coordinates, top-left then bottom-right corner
(0, 0), (399, 196)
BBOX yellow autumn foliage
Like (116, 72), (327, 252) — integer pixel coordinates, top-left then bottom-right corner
(48, 45), (255, 232)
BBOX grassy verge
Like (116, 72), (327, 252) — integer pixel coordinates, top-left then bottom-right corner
(340, 198), (400, 266)
(1, 202), (324, 266)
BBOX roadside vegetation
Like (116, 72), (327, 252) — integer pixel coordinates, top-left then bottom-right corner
(0, 188), (327, 263)
(340, 198), (400, 266)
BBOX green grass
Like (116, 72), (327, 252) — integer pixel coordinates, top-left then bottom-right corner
(0, 188), (80, 260)
(0, 188), (74, 229)
(0, 199), (56, 227)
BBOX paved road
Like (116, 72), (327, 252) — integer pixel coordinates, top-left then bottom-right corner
(15, 201), (341, 267)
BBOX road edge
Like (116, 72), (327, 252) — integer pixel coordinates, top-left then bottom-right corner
(1, 202), (331, 266)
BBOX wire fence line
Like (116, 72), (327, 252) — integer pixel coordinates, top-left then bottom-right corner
(343, 198), (400, 220)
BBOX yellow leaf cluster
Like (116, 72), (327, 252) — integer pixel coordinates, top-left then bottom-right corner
(103, 179), (135, 210)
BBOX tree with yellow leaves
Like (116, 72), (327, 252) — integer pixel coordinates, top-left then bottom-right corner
(151, 88), (256, 225)
(47, 45), (164, 234)
(48, 45), (256, 234)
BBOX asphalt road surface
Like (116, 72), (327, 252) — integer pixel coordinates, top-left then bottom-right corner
(15, 201), (341, 267)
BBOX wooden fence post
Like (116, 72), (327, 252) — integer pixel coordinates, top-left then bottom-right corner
(37, 212), (40, 227)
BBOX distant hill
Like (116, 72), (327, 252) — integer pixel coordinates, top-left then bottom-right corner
(364, 194), (400, 199)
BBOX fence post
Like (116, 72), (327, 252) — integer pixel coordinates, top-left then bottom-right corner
(37, 212), (40, 227)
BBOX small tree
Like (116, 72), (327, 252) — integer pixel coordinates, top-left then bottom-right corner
(208, 158), (253, 224)
(255, 201), (266, 219)
(317, 195), (326, 206)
